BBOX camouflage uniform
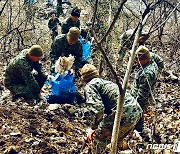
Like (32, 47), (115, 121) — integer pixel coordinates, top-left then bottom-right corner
(4, 49), (46, 100)
(50, 34), (82, 71)
(118, 29), (147, 63)
(83, 78), (142, 152)
(150, 52), (164, 71)
(48, 17), (60, 40)
(56, 0), (63, 17)
(130, 53), (163, 132)
(61, 17), (80, 34)
(130, 54), (163, 110)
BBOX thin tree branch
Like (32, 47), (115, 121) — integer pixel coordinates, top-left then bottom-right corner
(17, 28), (25, 46)
(91, 0), (98, 43)
(19, 28), (36, 33)
(91, 0), (124, 92)
(100, 0), (127, 43)
(0, 21), (24, 41)
(96, 42), (123, 93)
(0, 0), (8, 16)
(164, 0), (180, 12)
(149, 2), (180, 34)
(124, 4), (140, 20)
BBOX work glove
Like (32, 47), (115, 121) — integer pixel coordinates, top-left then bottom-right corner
(69, 69), (74, 75)
(86, 128), (96, 142)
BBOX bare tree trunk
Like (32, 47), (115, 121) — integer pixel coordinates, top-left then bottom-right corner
(0, 0), (8, 16)
(110, 24), (142, 154)
(173, 0), (178, 24)
(108, 0), (112, 25)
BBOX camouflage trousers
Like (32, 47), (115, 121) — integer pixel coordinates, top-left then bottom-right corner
(91, 111), (140, 153)
(4, 74), (46, 100)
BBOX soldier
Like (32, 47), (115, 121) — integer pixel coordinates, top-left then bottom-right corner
(4, 45), (47, 101)
(50, 27), (82, 72)
(80, 64), (142, 153)
(118, 29), (149, 63)
(48, 10), (61, 40)
(61, 7), (81, 34)
(56, 0), (63, 17)
(80, 23), (100, 42)
(130, 45), (164, 132)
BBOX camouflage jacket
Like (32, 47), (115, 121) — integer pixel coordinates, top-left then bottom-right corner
(130, 58), (161, 110)
(118, 29), (147, 61)
(150, 52), (164, 71)
(119, 29), (135, 51)
(4, 49), (44, 94)
(50, 34), (82, 69)
(84, 78), (142, 129)
(61, 17), (80, 34)
(48, 17), (60, 31)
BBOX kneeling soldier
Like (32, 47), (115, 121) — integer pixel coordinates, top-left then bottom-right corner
(4, 45), (47, 101)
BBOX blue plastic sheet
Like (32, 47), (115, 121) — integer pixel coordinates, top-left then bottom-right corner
(80, 36), (91, 62)
(47, 72), (76, 104)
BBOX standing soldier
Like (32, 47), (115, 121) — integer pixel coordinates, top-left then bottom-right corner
(50, 27), (82, 72)
(130, 46), (164, 132)
(48, 10), (61, 40)
(56, 0), (63, 17)
(3, 45), (47, 101)
(80, 64), (142, 153)
(118, 29), (149, 64)
(61, 7), (81, 34)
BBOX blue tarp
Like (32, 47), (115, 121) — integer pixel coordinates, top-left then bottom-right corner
(80, 36), (91, 62)
(47, 72), (76, 104)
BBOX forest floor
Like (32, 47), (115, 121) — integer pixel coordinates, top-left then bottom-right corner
(0, 0), (179, 154)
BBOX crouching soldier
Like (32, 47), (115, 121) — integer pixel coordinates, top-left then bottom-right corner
(50, 27), (82, 73)
(130, 46), (164, 132)
(80, 64), (142, 153)
(4, 45), (47, 101)
(61, 7), (81, 34)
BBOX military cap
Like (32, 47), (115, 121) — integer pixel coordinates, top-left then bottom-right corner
(81, 64), (99, 82)
(67, 27), (80, 42)
(49, 9), (56, 16)
(71, 7), (81, 17)
(28, 45), (43, 57)
(135, 45), (150, 59)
